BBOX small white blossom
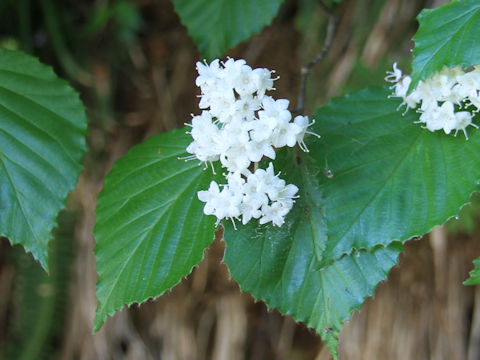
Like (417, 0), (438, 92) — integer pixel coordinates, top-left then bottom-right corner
(276, 184), (299, 208)
(251, 114), (277, 143)
(452, 111), (478, 139)
(259, 97), (291, 123)
(220, 145), (251, 173)
(234, 95), (261, 120)
(233, 65), (258, 96)
(259, 202), (291, 227)
(246, 140), (276, 163)
(252, 68), (275, 97)
(271, 119), (299, 148)
(197, 181), (221, 215)
(293, 115), (318, 151)
(385, 62), (403, 83)
(196, 59), (221, 88)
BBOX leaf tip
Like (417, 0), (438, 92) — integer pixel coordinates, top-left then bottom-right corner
(93, 306), (108, 333)
(324, 329), (340, 359)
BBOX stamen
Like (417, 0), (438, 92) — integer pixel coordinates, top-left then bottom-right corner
(306, 130), (321, 138)
(299, 141), (309, 152)
(178, 154), (198, 161)
(209, 161), (216, 175)
(230, 217), (237, 230)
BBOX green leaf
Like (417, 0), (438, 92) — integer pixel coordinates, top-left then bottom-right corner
(0, 49), (88, 271)
(302, 158), (329, 265)
(310, 87), (480, 267)
(411, 0), (480, 87)
(464, 257), (480, 285)
(94, 128), (220, 331)
(170, 0), (285, 60)
(223, 150), (402, 357)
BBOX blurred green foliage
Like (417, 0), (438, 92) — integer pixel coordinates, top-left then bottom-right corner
(2, 212), (76, 360)
(82, 0), (142, 44)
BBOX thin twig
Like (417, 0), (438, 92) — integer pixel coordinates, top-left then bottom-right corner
(317, 0), (334, 16)
(295, 2), (339, 114)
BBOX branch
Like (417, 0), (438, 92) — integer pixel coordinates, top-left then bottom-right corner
(317, 0), (335, 16)
(295, 3), (339, 114)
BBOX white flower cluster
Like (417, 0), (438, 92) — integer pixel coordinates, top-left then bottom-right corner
(386, 63), (480, 139)
(186, 58), (317, 227)
(198, 164), (298, 227)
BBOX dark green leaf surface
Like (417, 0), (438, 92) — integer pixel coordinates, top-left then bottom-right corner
(94, 128), (220, 331)
(411, 0), (480, 87)
(170, 0), (285, 60)
(0, 49), (88, 270)
(302, 159), (329, 265)
(310, 87), (480, 267)
(465, 257), (480, 285)
(223, 151), (401, 357)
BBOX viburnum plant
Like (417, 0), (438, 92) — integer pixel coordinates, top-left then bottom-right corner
(2, 0), (480, 359)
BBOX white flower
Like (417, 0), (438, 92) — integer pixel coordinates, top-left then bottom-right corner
(196, 59), (221, 88)
(393, 75), (411, 98)
(232, 64), (258, 96)
(220, 145), (251, 173)
(208, 93), (236, 122)
(252, 68), (275, 97)
(189, 111), (216, 139)
(452, 111), (478, 139)
(422, 101), (454, 132)
(254, 163), (285, 200)
(222, 58), (247, 79)
(223, 117), (251, 144)
(385, 62), (403, 83)
(271, 119), (300, 148)
(185, 141), (219, 163)
(259, 202), (290, 227)
(259, 97), (291, 123)
(404, 89), (421, 110)
(246, 140), (276, 163)
(293, 115), (318, 152)
(198, 181), (221, 215)
(276, 184), (299, 208)
(241, 192), (267, 224)
(197, 181), (242, 225)
(234, 95), (261, 121)
(226, 171), (246, 192)
(217, 187), (242, 220)
(456, 71), (480, 99)
(250, 114), (276, 143)
(387, 63), (480, 139)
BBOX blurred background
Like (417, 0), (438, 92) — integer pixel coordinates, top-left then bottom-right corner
(1, 0), (480, 359)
